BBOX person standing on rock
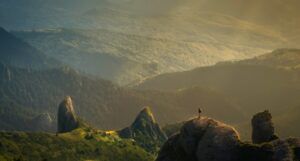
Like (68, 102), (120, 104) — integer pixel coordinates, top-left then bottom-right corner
(198, 108), (202, 118)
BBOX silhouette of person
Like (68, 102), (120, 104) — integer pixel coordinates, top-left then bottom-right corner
(198, 108), (202, 118)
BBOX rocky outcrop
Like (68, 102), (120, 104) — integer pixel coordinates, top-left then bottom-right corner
(252, 110), (278, 144)
(156, 117), (240, 161)
(156, 111), (300, 161)
(239, 138), (300, 161)
(57, 96), (79, 133)
(118, 107), (167, 153)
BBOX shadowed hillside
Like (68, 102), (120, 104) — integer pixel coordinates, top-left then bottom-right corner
(137, 49), (300, 138)
(137, 49), (300, 114)
(0, 27), (59, 69)
(0, 27), (243, 131)
(0, 62), (243, 131)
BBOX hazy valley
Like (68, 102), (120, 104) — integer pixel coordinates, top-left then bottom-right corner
(0, 0), (300, 161)
(3, 0), (298, 85)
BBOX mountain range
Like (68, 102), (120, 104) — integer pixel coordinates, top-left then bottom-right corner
(2, 0), (299, 85)
(1, 26), (300, 139)
(1, 0), (300, 160)
(0, 27), (243, 132)
(0, 27), (59, 70)
(11, 26), (270, 85)
(137, 48), (300, 138)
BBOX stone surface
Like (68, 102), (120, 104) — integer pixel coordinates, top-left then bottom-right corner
(119, 107), (167, 153)
(57, 96), (79, 133)
(196, 119), (240, 161)
(131, 107), (167, 141)
(156, 117), (240, 161)
(271, 139), (293, 161)
(252, 110), (278, 144)
(156, 113), (300, 161)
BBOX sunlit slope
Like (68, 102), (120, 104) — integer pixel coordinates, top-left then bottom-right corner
(2, 0), (299, 39)
(0, 127), (154, 161)
(137, 49), (300, 116)
(13, 26), (270, 85)
(182, 0), (300, 38)
(6, 0), (296, 85)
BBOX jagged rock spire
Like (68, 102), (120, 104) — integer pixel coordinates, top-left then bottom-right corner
(57, 96), (79, 133)
(132, 107), (167, 141)
(119, 106), (167, 153)
(132, 106), (157, 126)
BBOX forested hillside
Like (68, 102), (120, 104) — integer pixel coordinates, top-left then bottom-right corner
(138, 49), (300, 138)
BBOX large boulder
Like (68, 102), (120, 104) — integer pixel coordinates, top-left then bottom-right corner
(119, 107), (167, 153)
(195, 119), (240, 161)
(252, 110), (278, 144)
(156, 117), (240, 161)
(157, 112), (300, 161)
(57, 96), (79, 133)
(156, 134), (184, 161)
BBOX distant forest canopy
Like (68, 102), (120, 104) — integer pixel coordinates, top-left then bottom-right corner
(1, 0), (299, 85)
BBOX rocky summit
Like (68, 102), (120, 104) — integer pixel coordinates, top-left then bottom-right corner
(156, 117), (240, 161)
(57, 96), (79, 133)
(119, 107), (167, 153)
(156, 112), (300, 161)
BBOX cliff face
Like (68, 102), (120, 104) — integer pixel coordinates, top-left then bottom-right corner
(57, 96), (79, 133)
(119, 107), (167, 153)
(157, 112), (300, 161)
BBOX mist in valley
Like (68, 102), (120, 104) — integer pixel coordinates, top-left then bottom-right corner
(0, 1), (299, 161)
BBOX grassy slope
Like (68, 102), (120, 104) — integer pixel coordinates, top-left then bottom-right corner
(0, 127), (154, 161)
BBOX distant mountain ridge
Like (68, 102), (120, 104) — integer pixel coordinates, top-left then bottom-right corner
(4, 0), (298, 85)
(1, 0), (298, 86)
(0, 62), (242, 132)
(0, 27), (60, 69)
(137, 49), (300, 138)
(237, 48), (300, 68)
(0, 28), (243, 132)
(1, 28), (298, 139)
(12, 28), (269, 85)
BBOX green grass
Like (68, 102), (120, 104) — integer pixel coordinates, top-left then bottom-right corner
(0, 128), (154, 161)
